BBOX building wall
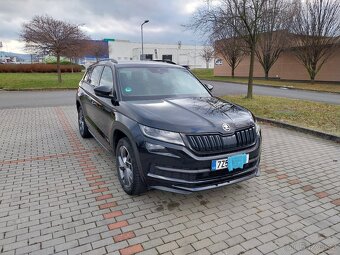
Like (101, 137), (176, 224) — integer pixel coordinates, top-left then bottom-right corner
(214, 47), (340, 82)
(109, 40), (214, 69)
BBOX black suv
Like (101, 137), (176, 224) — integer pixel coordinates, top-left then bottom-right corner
(76, 60), (261, 195)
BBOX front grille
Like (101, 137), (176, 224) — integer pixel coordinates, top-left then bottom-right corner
(187, 126), (256, 153)
(187, 134), (223, 152)
(235, 126), (256, 147)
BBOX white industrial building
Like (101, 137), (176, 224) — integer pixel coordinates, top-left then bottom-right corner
(108, 40), (214, 69)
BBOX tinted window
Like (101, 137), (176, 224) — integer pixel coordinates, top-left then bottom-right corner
(117, 67), (210, 100)
(90, 66), (104, 86)
(100, 66), (114, 87)
(83, 68), (92, 83)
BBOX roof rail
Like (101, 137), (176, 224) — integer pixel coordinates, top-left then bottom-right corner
(95, 58), (118, 64)
(151, 60), (190, 69)
(151, 60), (177, 65)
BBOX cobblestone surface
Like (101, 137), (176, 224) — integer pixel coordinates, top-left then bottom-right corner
(0, 106), (339, 255)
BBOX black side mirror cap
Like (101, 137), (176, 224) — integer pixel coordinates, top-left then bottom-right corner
(206, 84), (214, 91)
(94, 85), (113, 98)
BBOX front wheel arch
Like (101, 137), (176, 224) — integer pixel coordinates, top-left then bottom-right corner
(115, 137), (146, 195)
(111, 125), (147, 185)
(113, 129), (128, 154)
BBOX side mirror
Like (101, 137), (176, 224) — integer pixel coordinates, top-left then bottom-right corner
(206, 84), (214, 91)
(94, 85), (113, 98)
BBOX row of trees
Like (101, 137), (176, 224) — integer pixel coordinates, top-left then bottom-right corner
(188, 0), (340, 98)
(20, 16), (107, 83)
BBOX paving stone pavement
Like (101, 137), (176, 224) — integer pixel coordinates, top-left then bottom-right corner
(0, 105), (339, 255)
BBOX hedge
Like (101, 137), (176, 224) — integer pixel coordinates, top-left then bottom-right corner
(0, 64), (82, 73)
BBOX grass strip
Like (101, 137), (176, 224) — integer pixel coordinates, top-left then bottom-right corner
(0, 73), (83, 90)
(222, 95), (340, 136)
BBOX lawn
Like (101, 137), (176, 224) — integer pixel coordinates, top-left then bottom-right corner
(0, 72), (83, 90)
(192, 68), (340, 93)
(222, 95), (340, 136)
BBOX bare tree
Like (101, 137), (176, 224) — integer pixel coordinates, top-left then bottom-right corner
(200, 46), (214, 68)
(87, 41), (109, 61)
(220, 0), (271, 98)
(20, 15), (88, 83)
(291, 0), (340, 83)
(187, 0), (269, 98)
(256, 31), (288, 79)
(256, 0), (296, 79)
(214, 26), (245, 78)
(64, 40), (90, 72)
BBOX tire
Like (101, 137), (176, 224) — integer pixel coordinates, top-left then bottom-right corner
(78, 106), (92, 138)
(116, 137), (146, 195)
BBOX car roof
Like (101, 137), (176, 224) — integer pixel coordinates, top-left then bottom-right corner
(91, 60), (184, 69)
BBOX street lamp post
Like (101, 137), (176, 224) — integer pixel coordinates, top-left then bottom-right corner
(141, 20), (149, 60)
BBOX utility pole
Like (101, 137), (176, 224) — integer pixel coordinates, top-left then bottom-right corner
(141, 20), (149, 60)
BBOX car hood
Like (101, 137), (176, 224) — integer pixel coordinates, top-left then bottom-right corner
(120, 97), (255, 134)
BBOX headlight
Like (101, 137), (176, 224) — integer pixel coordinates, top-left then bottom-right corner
(255, 122), (261, 135)
(139, 124), (184, 146)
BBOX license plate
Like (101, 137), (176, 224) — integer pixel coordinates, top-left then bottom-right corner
(212, 153), (249, 171)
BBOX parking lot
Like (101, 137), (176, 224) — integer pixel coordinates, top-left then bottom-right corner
(0, 105), (339, 255)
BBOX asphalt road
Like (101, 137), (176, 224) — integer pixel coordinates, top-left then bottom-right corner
(0, 81), (339, 109)
(0, 90), (76, 109)
(203, 80), (340, 105)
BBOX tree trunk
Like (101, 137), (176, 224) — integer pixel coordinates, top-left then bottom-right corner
(231, 67), (235, 78)
(70, 58), (74, 73)
(265, 70), (269, 80)
(57, 54), (62, 83)
(247, 46), (255, 99)
(206, 62), (209, 69)
(310, 68), (316, 84)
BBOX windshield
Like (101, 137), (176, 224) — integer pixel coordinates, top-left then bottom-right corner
(117, 67), (211, 100)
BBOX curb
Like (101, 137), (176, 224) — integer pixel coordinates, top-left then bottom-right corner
(201, 79), (340, 95)
(257, 117), (340, 143)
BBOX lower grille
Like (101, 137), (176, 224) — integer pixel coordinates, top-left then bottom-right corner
(187, 126), (256, 153)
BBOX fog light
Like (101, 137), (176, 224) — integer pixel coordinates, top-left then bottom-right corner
(145, 142), (180, 158)
(145, 142), (166, 152)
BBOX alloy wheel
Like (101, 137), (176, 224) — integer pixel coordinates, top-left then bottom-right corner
(118, 145), (133, 188)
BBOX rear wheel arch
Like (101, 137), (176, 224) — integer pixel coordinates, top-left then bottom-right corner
(77, 103), (92, 138)
(76, 100), (81, 112)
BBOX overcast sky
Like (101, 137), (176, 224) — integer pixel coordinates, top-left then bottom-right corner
(0, 0), (209, 54)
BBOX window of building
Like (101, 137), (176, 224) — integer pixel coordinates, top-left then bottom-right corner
(162, 55), (172, 61)
(145, 54), (153, 60)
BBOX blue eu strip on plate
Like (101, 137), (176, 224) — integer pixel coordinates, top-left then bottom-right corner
(211, 160), (217, 170)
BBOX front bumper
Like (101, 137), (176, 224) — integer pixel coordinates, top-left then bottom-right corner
(138, 136), (261, 193)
